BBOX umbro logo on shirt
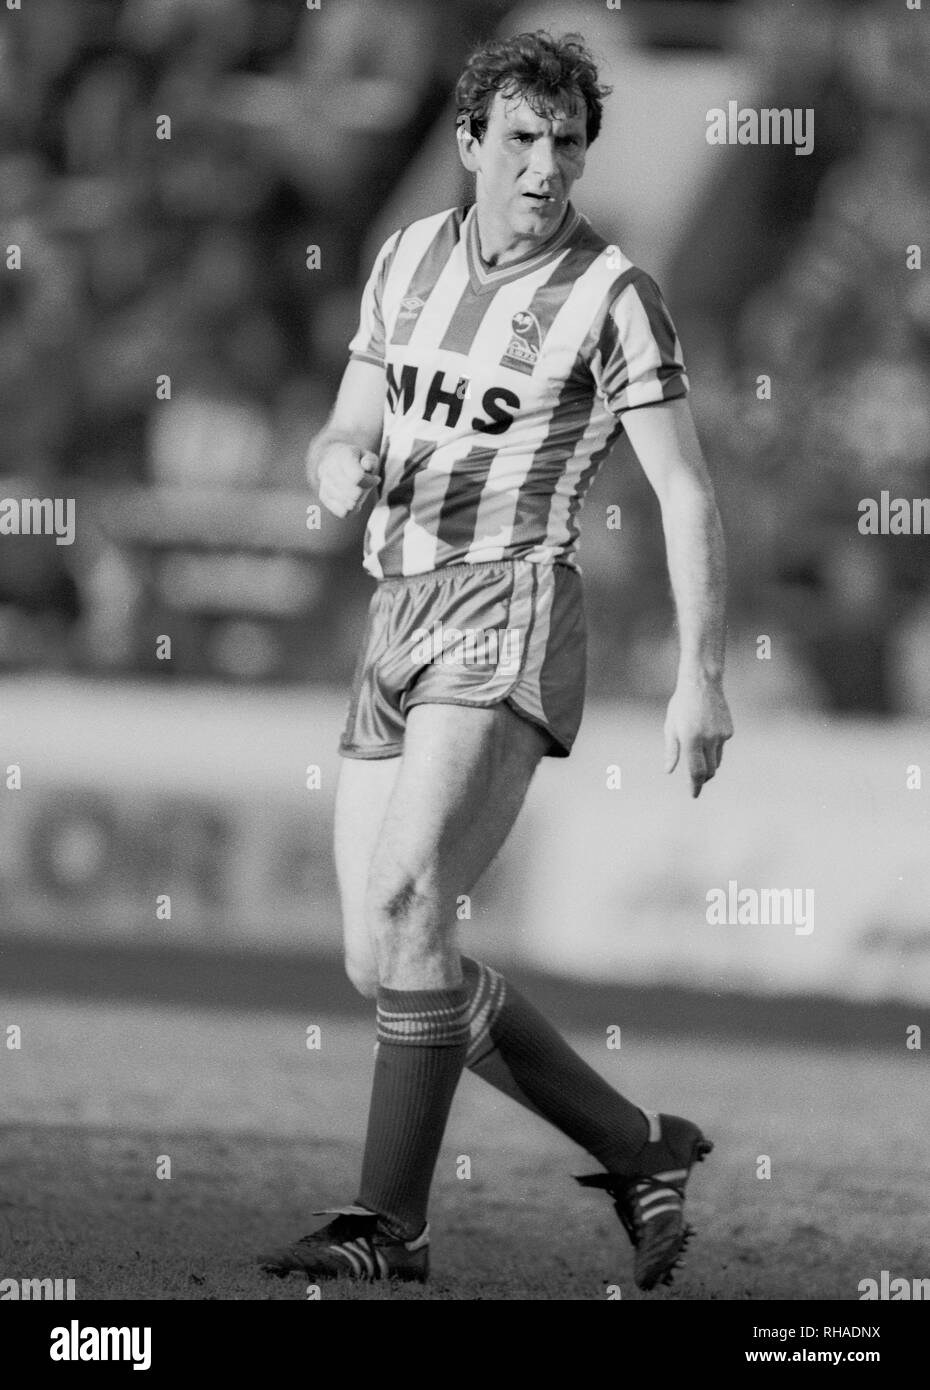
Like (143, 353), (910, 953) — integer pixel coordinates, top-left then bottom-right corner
(500, 309), (542, 374)
(398, 295), (426, 319)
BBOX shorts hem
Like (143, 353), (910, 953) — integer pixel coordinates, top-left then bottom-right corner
(505, 697), (574, 758)
(338, 743), (403, 760)
(404, 691), (574, 758)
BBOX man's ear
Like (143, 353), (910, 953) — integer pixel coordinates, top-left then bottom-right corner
(456, 117), (481, 172)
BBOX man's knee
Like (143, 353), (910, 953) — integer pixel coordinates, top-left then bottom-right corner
(341, 904), (379, 997)
(364, 866), (448, 982)
(365, 864), (435, 935)
(344, 949), (379, 999)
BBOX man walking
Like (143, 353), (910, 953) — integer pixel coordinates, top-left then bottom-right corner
(262, 28), (732, 1292)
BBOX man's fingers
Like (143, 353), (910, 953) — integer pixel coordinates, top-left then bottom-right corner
(689, 744), (710, 798)
(319, 486), (351, 518)
(318, 453), (381, 517)
(318, 480), (341, 512)
(691, 738), (728, 795)
(666, 694), (732, 794)
(321, 479), (376, 517)
(350, 476), (379, 511)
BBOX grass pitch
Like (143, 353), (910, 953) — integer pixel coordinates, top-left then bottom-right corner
(1, 996), (927, 1301)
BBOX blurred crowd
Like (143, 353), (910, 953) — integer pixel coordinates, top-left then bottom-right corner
(669, 0), (930, 713)
(0, 0), (927, 711)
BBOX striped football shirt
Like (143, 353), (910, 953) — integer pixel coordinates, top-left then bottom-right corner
(348, 202), (688, 578)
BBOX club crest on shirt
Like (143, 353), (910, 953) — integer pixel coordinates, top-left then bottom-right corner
(500, 309), (541, 374)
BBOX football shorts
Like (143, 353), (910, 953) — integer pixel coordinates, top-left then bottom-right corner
(338, 559), (586, 759)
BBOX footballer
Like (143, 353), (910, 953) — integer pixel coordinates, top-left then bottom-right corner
(261, 29), (733, 1292)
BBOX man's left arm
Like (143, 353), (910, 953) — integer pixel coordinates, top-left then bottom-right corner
(623, 396), (734, 798)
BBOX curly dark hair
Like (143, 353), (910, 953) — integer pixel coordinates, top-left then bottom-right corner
(455, 30), (612, 147)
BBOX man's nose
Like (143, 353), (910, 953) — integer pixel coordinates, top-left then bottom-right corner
(528, 137), (558, 181)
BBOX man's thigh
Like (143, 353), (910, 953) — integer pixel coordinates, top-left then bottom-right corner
(367, 700), (549, 985)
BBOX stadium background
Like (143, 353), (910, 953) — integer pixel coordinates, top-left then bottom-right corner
(1, 0), (929, 1302)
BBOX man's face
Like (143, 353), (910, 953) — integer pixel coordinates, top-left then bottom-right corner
(460, 88), (588, 246)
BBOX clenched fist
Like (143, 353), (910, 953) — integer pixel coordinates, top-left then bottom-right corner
(311, 440), (381, 518)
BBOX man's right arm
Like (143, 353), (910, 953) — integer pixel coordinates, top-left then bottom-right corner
(307, 357), (386, 518)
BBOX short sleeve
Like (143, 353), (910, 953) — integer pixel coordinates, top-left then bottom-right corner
(592, 271), (689, 415)
(348, 230), (401, 368)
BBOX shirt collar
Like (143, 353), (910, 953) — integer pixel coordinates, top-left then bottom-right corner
(464, 202), (581, 293)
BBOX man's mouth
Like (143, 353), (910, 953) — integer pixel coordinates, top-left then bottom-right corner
(523, 191), (556, 203)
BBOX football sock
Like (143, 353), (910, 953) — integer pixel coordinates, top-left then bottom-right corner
(462, 957), (649, 1174)
(356, 984), (470, 1239)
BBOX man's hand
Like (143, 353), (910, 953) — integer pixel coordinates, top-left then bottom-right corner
(664, 675), (733, 798)
(312, 441), (381, 518)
